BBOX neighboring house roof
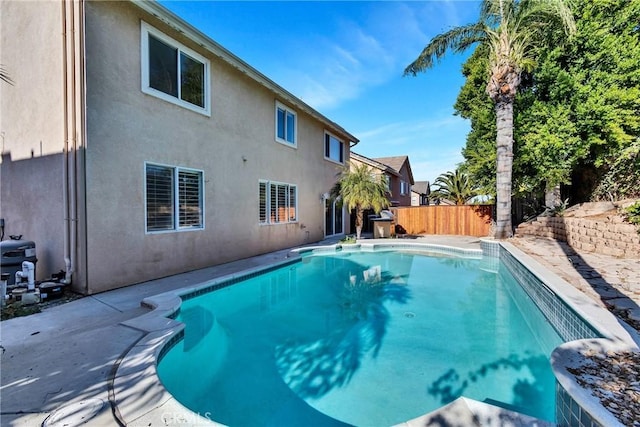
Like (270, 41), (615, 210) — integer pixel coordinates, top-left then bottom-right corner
(350, 152), (400, 177)
(132, 1), (359, 146)
(412, 181), (431, 195)
(372, 156), (415, 185)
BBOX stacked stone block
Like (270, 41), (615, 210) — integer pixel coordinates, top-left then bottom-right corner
(516, 216), (640, 259)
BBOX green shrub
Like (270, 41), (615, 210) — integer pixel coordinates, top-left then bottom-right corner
(592, 139), (640, 201)
(550, 198), (569, 217)
(623, 201), (640, 229)
(339, 235), (357, 244)
(1, 303), (40, 321)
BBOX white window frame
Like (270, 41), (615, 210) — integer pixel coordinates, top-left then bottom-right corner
(384, 174), (391, 192)
(274, 101), (297, 147)
(324, 131), (345, 164)
(325, 197), (344, 237)
(400, 180), (409, 196)
(145, 162), (205, 234)
(141, 21), (211, 116)
(259, 180), (298, 225)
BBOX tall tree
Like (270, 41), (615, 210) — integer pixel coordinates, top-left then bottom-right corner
(405, 0), (575, 239)
(432, 169), (478, 205)
(455, 45), (497, 198)
(538, 0), (640, 201)
(333, 162), (390, 239)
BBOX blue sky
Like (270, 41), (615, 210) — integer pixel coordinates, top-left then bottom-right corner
(160, 1), (481, 183)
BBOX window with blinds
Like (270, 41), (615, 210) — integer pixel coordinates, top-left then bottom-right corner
(259, 182), (267, 224)
(259, 180), (297, 225)
(146, 163), (204, 233)
(146, 164), (174, 231)
(178, 170), (203, 228)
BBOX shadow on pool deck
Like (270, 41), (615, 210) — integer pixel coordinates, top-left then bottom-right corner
(558, 242), (640, 333)
(511, 235), (640, 337)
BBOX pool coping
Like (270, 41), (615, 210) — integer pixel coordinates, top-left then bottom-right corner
(497, 241), (640, 427)
(113, 240), (640, 427)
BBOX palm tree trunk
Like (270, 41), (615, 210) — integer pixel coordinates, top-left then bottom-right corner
(494, 99), (514, 239)
(545, 183), (562, 210)
(355, 207), (363, 239)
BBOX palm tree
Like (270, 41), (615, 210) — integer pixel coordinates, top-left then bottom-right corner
(432, 169), (477, 205)
(332, 162), (390, 239)
(405, 0), (575, 239)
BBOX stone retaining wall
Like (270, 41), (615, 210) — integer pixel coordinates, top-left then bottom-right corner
(516, 216), (640, 259)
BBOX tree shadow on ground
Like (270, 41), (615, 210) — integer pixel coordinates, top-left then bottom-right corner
(554, 239), (640, 339)
(0, 298), (152, 426)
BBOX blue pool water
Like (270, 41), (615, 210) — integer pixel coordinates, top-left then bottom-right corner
(157, 250), (564, 426)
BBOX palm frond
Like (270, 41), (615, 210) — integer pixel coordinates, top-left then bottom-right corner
(336, 162), (390, 213)
(404, 23), (487, 76)
(432, 169), (478, 205)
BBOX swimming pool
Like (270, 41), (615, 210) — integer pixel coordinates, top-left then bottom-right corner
(156, 247), (568, 426)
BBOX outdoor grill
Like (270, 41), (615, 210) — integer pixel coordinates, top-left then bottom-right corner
(371, 210), (395, 238)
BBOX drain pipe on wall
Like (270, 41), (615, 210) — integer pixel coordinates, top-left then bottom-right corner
(68, 0), (78, 289)
(61, 0), (83, 288)
(61, 0), (72, 286)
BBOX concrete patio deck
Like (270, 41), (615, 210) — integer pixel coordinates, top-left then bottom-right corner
(1, 235), (638, 426)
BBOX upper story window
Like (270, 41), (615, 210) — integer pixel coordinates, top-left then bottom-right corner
(145, 162), (204, 233)
(141, 22), (210, 116)
(400, 180), (410, 196)
(324, 132), (344, 164)
(275, 101), (296, 146)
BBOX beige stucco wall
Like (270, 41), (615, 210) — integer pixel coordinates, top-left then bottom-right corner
(83, 2), (350, 293)
(0, 1), (66, 281)
(0, 1), (65, 160)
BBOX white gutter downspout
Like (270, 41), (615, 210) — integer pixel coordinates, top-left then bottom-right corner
(61, 0), (81, 287)
(62, 0), (72, 285)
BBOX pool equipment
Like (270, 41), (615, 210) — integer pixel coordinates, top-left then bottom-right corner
(0, 273), (9, 307)
(1, 236), (37, 286)
(15, 261), (36, 291)
(11, 287), (40, 305)
(39, 281), (65, 301)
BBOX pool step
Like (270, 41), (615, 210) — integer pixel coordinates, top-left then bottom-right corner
(394, 397), (553, 427)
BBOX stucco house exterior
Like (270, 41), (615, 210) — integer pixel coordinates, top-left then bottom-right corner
(373, 156), (415, 206)
(350, 152), (415, 207)
(411, 181), (431, 206)
(0, 0), (356, 294)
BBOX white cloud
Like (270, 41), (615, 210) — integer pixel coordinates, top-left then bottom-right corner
(284, 31), (395, 109)
(272, 1), (475, 110)
(353, 114), (470, 182)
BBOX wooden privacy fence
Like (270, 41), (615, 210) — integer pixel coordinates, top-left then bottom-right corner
(392, 205), (494, 237)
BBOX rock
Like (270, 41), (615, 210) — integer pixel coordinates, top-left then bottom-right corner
(563, 201), (617, 218)
(572, 350), (640, 426)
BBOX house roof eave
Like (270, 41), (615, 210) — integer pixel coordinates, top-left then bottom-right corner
(350, 152), (401, 177)
(373, 156), (415, 184)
